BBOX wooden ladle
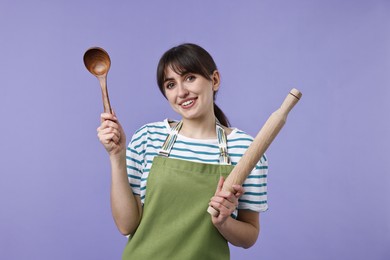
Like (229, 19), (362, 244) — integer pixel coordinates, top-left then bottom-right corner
(83, 47), (112, 113)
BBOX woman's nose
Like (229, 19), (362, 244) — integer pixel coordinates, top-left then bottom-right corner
(177, 83), (189, 98)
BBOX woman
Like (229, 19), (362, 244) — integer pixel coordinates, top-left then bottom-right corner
(97, 43), (268, 259)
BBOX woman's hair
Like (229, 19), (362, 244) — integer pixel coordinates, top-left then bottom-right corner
(156, 43), (230, 127)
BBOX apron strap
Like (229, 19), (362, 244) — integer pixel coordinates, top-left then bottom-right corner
(159, 119), (231, 165)
(216, 120), (231, 165)
(159, 120), (183, 157)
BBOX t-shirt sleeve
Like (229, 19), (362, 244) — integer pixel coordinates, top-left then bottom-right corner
(238, 154), (268, 212)
(126, 126), (148, 196)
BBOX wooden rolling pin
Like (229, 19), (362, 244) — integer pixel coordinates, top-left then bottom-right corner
(208, 88), (302, 216)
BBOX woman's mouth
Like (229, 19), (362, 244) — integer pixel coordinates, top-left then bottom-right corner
(180, 98), (197, 109)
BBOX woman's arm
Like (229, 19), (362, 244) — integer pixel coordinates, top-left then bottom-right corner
(109, 152), (142, 236)
(98, 112), (142, 236)
(213, 209), (259, 248)
(209, 177), (260, 248)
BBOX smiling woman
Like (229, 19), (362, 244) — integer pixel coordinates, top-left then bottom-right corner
(161, 67), (219, 132)
(157, 43), (230, 128)
(97, 43), (268, 259)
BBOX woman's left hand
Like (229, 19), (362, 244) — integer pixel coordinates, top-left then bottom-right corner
(209, 176), (244, 227)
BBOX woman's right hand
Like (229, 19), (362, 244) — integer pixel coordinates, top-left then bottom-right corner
(97, 111), (126, 157)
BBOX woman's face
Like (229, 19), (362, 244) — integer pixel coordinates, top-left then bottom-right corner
(163, 66), (220, 121)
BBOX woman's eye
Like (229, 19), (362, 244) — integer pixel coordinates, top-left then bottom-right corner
(186, 75), (196, 81)
(166, 82), (174, 89)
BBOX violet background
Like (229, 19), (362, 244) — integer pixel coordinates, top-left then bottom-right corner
(1, 0), (389, 259)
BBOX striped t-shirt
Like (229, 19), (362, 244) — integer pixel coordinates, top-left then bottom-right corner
(126, 119), (268, 213)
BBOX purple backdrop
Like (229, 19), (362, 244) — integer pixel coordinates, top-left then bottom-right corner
(1, 0), (389, 259)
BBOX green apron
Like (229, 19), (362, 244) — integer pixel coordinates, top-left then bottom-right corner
(122, 121), (234, 259)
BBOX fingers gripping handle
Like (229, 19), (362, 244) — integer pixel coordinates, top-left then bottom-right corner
(207, 206), (220, 216)
(207, 89), (302, 217)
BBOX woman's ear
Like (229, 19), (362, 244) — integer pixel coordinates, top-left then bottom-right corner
(212, 70), (221, 91)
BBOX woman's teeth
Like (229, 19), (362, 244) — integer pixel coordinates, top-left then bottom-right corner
(182, 100), (194, 107)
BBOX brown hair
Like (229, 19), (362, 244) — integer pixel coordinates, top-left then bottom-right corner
(156, 43), (230, 127)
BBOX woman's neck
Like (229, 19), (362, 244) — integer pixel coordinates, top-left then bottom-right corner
(180, 114), (217, 139)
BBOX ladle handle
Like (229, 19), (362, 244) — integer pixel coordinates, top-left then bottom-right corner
(98, 76), (112, 114)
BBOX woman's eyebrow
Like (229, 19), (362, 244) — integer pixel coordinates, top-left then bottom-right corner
(164, 72), (190, 83)
(164, 77), (175, 83)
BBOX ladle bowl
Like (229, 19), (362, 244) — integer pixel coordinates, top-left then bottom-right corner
(83, 47), (112, 113)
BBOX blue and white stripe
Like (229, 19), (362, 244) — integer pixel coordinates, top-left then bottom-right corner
(126, 119), (268, 212)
